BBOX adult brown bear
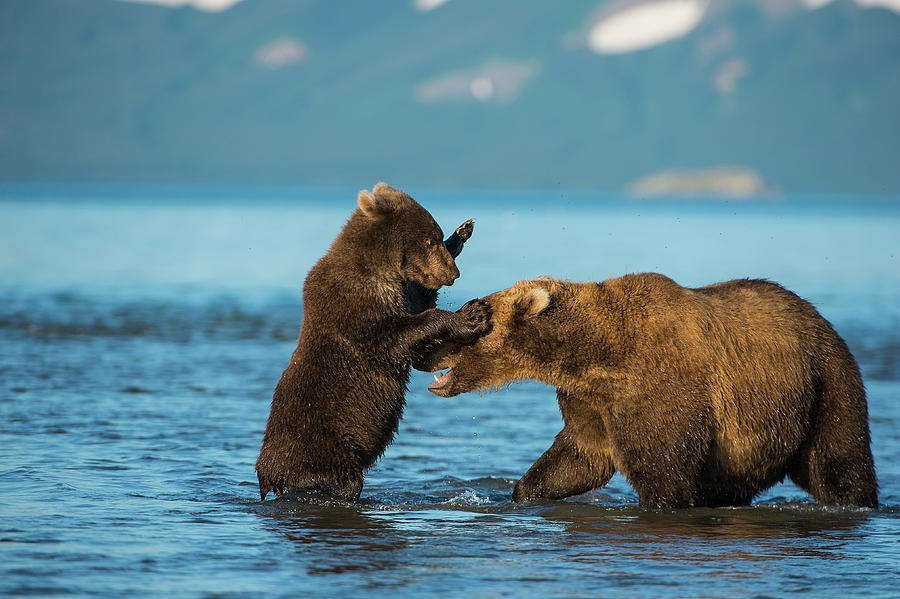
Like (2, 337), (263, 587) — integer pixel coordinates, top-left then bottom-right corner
(427, 274), (878, 508)
(256, 183), (491, 502)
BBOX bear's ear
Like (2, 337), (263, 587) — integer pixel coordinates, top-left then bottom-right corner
(357, 189), (392, 220)
(372, 182), (400, 197)
(512, 287), (551, 320)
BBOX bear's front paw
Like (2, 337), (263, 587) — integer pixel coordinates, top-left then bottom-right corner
(454, 219), (475, 243)
(512, 475), (545, 502)
(444, 219), (475, 259)
(453, 298), (492, 341)
(511, 480), (533, 503)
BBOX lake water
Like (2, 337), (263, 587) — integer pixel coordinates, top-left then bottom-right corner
(1, 184), (899, 598)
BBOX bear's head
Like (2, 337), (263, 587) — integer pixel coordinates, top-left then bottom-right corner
(356, 182), (459, 290)
(428, 277), (581, 397)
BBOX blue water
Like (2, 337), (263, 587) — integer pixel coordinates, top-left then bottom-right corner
(2, 185), (899, 598)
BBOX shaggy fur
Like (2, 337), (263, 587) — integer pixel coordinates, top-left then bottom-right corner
(428, 274), (878, 508)
(256, 183), (490, 501)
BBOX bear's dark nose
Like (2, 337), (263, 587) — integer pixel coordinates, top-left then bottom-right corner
(438, 246), (459, 286)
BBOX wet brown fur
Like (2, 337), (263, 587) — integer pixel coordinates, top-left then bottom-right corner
(256, 183), (490, 502)
(430, 274), (878, 508)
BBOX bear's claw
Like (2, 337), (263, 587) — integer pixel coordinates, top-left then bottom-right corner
(455, 298), (493, 340)
(444, 219), (475, 259)
(455, 219), (475, 241)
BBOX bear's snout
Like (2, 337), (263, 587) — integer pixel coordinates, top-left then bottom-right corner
(429, 248), (459, 287)
(442, 262), (460, 286)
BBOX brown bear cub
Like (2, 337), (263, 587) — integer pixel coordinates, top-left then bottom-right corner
(256, 183), (491, 502)
(428, 274), (878, 508)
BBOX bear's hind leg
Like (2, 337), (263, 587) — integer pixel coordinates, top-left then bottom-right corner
(789, 436), (877, 507)
(512, 428), (615, 502)
(788, 359), (878, 507)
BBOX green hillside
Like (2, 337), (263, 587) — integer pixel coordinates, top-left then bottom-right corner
(1, 0), (899, 193)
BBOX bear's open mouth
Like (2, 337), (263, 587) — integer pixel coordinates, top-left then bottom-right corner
(428, 369), (454, 391)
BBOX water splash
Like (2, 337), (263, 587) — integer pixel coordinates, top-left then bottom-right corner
(441, 489), (492, 507)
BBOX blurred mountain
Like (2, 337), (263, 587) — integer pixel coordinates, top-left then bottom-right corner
(1, 0), (899, 194)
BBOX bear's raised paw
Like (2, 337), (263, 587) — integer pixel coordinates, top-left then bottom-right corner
(453, 298), (493, 341)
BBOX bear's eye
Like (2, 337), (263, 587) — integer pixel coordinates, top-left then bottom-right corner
(425, 238), (435, 248)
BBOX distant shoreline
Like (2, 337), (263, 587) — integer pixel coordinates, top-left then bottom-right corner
(627, 166), (773, 198)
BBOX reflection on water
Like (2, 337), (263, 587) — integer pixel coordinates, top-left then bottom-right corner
(250, 490), (883, 597)
(543, 503), (870, 559)
(258, 503), (409, 576)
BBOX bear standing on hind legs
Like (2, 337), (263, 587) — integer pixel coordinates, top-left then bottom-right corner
(256, 183), (491, 502)
(428, 274), (878, 508)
